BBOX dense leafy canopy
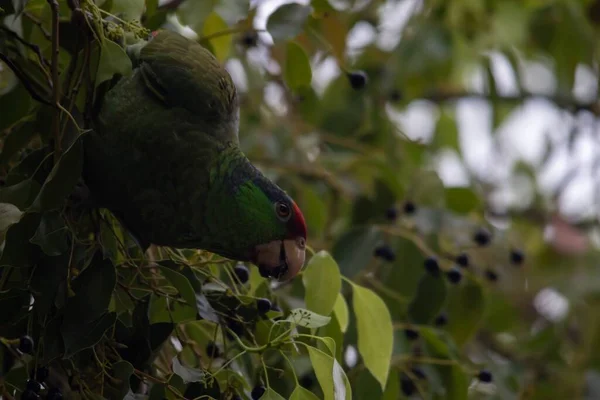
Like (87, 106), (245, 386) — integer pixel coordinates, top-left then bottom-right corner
(0, 0), (599, 399)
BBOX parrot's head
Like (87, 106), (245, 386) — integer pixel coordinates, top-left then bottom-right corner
(229, 177), (307, 282)
(250, 195), (307, 282)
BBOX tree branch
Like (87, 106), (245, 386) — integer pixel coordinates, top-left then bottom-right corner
(0, 53), (53, 106)
(421, 90), (600, 116)
(0, 26), (50, 68)
(46, 0), (61, 163)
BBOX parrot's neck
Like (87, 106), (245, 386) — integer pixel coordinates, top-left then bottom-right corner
(197, 144), (281, 259)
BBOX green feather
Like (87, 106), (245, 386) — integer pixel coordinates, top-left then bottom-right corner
(84, 30), (296, 260)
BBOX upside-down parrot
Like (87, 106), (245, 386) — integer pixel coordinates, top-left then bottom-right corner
(83, 29), (307, 281)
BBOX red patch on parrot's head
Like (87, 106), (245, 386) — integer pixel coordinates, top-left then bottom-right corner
(288, 201), (307, 240)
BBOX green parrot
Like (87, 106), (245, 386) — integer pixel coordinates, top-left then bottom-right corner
(83, 29), (307, 281)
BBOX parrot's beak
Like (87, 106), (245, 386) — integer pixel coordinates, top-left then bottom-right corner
(253, 236), (306, 282)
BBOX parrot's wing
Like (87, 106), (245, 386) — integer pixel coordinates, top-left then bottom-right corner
(135, 31), (239, 144)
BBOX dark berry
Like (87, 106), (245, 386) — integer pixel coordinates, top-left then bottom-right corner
(403, 201), (416, 214)
(385, 206), (398, 221)
(477, 369), (493, 383)
(231, 396), (242, 400)
(509, 249), (524, 266)
(234, 264), (250, 283)
(299, 374), (314, 388)
(455, 253), (469, 267)
(404, 328), (419, 340)
(473, 228), (491, 246)
(35, 366), (49, 382)
(20, 390), (39, 400)
(26, 380), (41, 393)
(389, 89), (403, 102)
(226, 319), (244, 338)
(19, 335), (34, 354)
(400, 376), (416, 396)
(424, 257), (440, 276)
(446, 268), (462, 284)
(257, 298), (272, 315)
(347, 70), (368, 90)
(434, 313), (448, 327)
(251, 385), (266, 399)
(374, 245), (395, 262)
(46, 388), (62, 400)
(241, 31), (259, 47)
(411, 367), (426, 380)
(206, 341), (220, 358)
(484, 269), (498, 282)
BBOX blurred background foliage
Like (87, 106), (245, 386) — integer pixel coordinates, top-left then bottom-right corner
(1, 0), (600, 399)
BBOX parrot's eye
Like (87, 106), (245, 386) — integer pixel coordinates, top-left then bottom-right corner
(275, 202), (291, 221)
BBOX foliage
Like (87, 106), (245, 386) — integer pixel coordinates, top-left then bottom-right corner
(0, 0), (599, 399)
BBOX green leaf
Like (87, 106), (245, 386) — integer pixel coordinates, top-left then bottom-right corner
(183, 320), (219, 355)
(30, 134), (83, 212)
(351, 282), (393, 390)
(30, 210), (68, 256)
(445, 280), (485, 347)
(432, 109), (459, 151)
(333, 293), (349, 333)
(62, 312), (117, 358)
(0, 0), (15, 15)
(58, 253), (117, 353)
(267, 3), (311, 41)
(202, 11), (232, 62)
(105, 360), (134, 400)
(145, 0), (159, 15)
(0, 179), (41, 209)
(5, 147), (51, 186)
(307, 344), (351, 400)
(382, 372), (400, 400)
(0, 202), (23, 234)
(110, 0), (145, 20)
(148, 266), (197, 324)
(176, 0), (217, 32)
(30, 253), (68, 320)
(214, 0), (249, 25)
(318, 317), (344, 362)
(332, 226), (383, 277)
(287, 308), (331, 328)
(0, 288), (30, 325)
(412, 170), (445, 207)
(290, 386), (320, 400)
(0, 212), (41, 269)
(408, 273), (447, 324)
(382, 238), (425, 301)
(444, 187), (481, 214)
(0, 341), (15, 377)
(172, 355), (204, 384)
(303, 250), (341, 317)
(0, 120), (36, 167)
(262, 388), (287, 400)
(353, 369), (385, 399)
(421, 328), (467, 399)
(285, 41), (312, 91)
(299, 184), (327, 235)
(0, 84), (33, 132)
(96, 39), (132, 87)
(63, 252), (117, 325)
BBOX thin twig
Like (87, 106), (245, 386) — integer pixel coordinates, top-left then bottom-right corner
(0, 26), (50, 68)
(23, 12), (52, 40)
(0, 53), (52, 105)
(422, 90), (600, 116)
